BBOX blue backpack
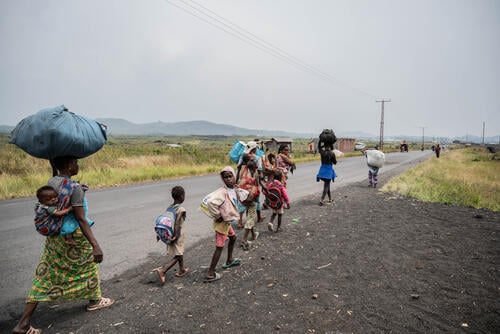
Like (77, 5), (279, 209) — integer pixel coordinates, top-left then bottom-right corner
(229, 140), (246, 163)
(154, 205), (178, 244)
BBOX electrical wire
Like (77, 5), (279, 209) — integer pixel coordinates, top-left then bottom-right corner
(164, 0), (377, 98)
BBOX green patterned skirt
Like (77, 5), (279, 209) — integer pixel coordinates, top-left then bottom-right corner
(27, 228), (101, 302)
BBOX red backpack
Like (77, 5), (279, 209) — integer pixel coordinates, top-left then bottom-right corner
(263, 183), (283, 209)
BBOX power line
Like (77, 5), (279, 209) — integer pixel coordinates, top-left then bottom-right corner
(183, 0), (375, 97)
(164, 0), (377, 98)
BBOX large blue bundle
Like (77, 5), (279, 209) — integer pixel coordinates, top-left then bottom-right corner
(9, 105), (107, 159)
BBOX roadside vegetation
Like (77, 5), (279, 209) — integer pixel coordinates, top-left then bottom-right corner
(2, 135), (496, 212)
(0, 135), (320, 199)
(383, 147), (499, 211)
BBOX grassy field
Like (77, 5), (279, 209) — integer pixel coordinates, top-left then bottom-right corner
(383, 147), (499, 211)
(2, 135), (497, 211)
(0, 135), (322, 199)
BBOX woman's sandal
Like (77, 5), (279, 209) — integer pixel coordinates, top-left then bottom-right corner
(175, 268), (190, 277)
(86, 297), (115, 311)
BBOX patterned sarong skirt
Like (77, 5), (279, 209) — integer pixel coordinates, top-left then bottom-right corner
(27, 228), (101, 302)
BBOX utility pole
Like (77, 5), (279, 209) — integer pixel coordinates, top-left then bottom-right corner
(482, 121), (485, 145)
(376, 99), (391, 149)
(420, 126), (427, 151)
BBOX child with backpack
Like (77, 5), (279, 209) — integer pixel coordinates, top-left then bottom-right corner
(204, 166), (242, 282)
(261, 170), (290, 233)
(155, 186), (189, 285)
(237, 159), (260, 250)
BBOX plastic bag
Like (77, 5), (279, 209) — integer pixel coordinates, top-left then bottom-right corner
(10, 105), (107, 159)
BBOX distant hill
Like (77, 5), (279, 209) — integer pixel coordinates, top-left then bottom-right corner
(0, 125), (14, 133)
(95, 118), (317, 138)
(1, 118), (497, 143)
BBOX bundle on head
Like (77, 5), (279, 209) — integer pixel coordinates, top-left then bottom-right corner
(319, 129), (336, 149)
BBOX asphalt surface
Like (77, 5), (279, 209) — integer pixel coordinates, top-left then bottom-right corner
(0, 150), (432, 322)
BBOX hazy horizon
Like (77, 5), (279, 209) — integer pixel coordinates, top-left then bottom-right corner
(1, 1), (499, 138)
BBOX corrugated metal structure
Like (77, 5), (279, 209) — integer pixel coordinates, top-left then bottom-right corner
(263, 137), (293, 153)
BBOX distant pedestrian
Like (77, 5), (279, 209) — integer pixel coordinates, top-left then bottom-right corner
(155, 186), (189, 285)
(435, 144), (441, 158)
(316, 145), (337, 205)
(204, 166), (241, 283)
(364, 148), (384, 188)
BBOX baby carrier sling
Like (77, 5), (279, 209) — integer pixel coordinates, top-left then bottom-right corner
(34, 178), (75, 236)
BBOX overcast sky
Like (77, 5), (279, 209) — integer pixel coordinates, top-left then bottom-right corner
(1, 0), (499, 138)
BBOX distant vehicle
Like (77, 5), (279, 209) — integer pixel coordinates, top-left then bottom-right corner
(354, 142), (366, 151)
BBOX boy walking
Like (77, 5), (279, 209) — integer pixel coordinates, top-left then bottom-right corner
(156, 186), (189, 285)
(205, 166), (241, 282)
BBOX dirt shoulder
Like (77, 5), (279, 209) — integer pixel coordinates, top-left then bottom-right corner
(2, 165), (499, 333)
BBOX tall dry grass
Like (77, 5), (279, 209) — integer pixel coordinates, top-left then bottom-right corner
(383, 147), (499, 211)
(0, 135), (315, 199)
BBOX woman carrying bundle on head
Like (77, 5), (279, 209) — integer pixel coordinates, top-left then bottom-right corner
(316, 144), (337, 206)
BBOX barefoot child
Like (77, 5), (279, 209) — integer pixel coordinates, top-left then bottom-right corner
(238, 159), (260, 250)
(204, 166), (242, 282)
(262, 170), (290, 233)
(35, 186), (75, 244)
(156, 186), (189, 285)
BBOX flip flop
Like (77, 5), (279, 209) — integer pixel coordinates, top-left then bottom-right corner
(155, 267), (166, 285)
(86, 297), (115, 311)
(203, 272), (222, 283)
(26, 326), (42, 334)
(175, 268), (190, 277)
(222, 258), (241, 269)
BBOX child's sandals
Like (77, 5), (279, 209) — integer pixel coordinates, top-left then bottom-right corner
(240, 241), (250, 251)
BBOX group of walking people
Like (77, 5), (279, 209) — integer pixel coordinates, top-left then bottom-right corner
(13, 137), (383, 334)
(156, 140), (295, 284)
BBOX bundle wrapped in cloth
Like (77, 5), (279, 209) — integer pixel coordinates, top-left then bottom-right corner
(366, 149), (385, 168)
(9, 105), (107, 159)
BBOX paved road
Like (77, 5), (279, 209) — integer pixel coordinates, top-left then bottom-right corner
(0, 150), (431, 316)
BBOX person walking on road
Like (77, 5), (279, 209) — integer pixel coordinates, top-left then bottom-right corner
(204, 166), (241, 283)
(316, 145), (337, 205)
(13, 156), (114, 334)
(155, 186), (189, 285)
(435, 144), (441, 158)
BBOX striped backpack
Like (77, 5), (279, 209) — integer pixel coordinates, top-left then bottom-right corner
(154, 205), (178, 244)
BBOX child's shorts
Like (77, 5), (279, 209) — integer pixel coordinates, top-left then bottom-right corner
(215, 226), (236, 248)
(272, 206), (284, 215)
(244, 202), (257, 229)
